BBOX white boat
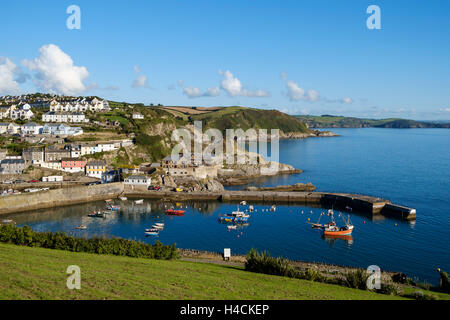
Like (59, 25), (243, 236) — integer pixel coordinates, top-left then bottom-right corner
(270, 205), (276, 212)
(152, 224), (164, 230)
(240, 201), (247, 206)
(119, 196), (128, 201)
(227, 225), (237, 230)
(134, 199), (144, 205)
(1, 219), (15, 224)
(145, 230), (159, 236)
(75, 225), (87, 230)
(154, 223), (165, 227)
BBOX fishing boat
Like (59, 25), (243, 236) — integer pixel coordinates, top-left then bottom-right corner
(165, 208), (185, 216)
(145, 228), (159, 232)
(119, 196), (128, 201)
(87, 211), (106, 218)
(145, 229), (159, 236)
(75, 225), (87, 230)
(152, 225), (164, 230)
(218, 206), (250, 224)
(134, 199), (144, 205)
(323, 212), (354, 236)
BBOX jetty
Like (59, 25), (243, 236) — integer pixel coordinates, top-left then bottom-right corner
(124, 188), (416, 220)
(0, 183), (416, 220)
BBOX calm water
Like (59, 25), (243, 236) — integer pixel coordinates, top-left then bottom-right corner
(5, 128), (450, 284)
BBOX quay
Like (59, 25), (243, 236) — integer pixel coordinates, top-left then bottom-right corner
(0, 183), (416, 220)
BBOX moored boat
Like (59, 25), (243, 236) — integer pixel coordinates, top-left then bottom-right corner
(322, 212), (354, 236)
(218, 206), (250, 224)
(106, 204), (120, 211)
(119, 196), (128, 201)
(134, 199), (144, 205)
(75, 225), (87, 230)
(88, 211), (106, 218)
(165, 209), (185, 216)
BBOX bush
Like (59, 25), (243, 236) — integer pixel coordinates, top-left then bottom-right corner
(377, 283), (402, 296)
(245, 249), (299, 278)
(300, 268), (326, 282)
(343, 269), (369, 290)
(0, 225), (178, 260)
(404, 291), (438, 300)
(439, 270), (450, 293)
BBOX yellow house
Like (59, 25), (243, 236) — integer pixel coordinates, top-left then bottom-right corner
(86, 160), (106, 179)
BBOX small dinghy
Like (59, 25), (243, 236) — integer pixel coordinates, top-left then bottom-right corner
(145, 229), (159, 236)
(1, 219), (15, 225)
(152, 224), (164, 230)
(119, 196), (128, 201)
(75, 225), (87, 230)
(88, 211), (106, 218)
(134, 199), (144, 205)
(270, 205), (276, 212)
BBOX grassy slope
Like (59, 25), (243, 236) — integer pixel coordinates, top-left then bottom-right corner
(192, 107), (310, 134)
(0, 244), (403, 300)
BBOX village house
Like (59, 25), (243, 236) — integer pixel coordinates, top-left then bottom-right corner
(119, 165), (140, 175)
(44, 147), (71, 162)
(86, 160), (106, 178)
(40, 161), (62, 171)
(22, 148), (44, 164)
(0, 158), (25, 174)
(61, 158), (86, 173)
(20, 122), (43, 135)
(42, 111), (86, 123)
(0, 149), (6, 161)
(124, 175), (151, 186)
(0, 122), (20, 135)
(42, 175), (63, 182)
(10, 104), (34, 120)
(132, 112), (144, 120)
(42, 124), (83, 136)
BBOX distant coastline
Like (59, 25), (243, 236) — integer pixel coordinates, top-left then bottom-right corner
(295, 115), (450, 129)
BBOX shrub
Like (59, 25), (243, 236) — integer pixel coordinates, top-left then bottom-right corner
(245, 249), (299, 278)
(0, 225), (178, 260)
(300, 268), (326, 282)
(439, 270), (450, 293)
(377, 283), (402, 296)
(343, 269), (369, 290)
(404, 291), (438, 300)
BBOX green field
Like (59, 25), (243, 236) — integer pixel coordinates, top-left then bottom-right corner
(0, 244), (406, 300)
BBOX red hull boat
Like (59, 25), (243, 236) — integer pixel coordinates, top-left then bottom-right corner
(165, 209), (185, 216)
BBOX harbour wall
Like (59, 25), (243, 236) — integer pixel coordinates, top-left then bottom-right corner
(0, 182), (124, 215)
(0, 183), (416, 220)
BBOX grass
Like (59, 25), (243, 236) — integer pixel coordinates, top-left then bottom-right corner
(0, 243), (407, 300)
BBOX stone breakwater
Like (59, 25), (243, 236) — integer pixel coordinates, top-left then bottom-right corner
(0, 182), (124, 215)
(0, 183), (416, 220)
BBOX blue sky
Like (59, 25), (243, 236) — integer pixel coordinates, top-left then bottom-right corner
(1, 0), (449, 120)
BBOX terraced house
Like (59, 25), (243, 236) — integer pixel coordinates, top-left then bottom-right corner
(86, 160), (106, 178)
(42, 111), (86, 123)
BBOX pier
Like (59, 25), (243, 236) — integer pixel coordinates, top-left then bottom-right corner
(0, 183), (416, 220)
(124, 188), (417, 220)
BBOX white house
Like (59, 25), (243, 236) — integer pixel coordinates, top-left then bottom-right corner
(97, 143), (117, 153)
(42, 175), (63, 182)
(10, 104), (34, 120)
(21, 122), (43, 135)
(124, 175), (151, 186)
(132, 113), (144, 119)
(42, 112), (86, 123)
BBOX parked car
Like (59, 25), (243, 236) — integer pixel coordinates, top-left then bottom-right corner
(28, 180), (39, 183)
(148, 185), (161, 191)
(14, 179), (25, 183)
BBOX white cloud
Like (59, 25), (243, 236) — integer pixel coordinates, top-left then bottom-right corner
(439, 107), (450, 113)
(22, 44), (89, 95)
(177, 80), (184, 87)
(286, 80), (320, 102)
(183, 86), (220, 98)
(0, 57), (21, 95)
(219, 70), (270, 97)
(133, 65), (141, 73)
(132, 74), (148, 88)
(341, 97), (353, 104)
